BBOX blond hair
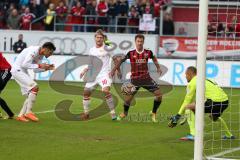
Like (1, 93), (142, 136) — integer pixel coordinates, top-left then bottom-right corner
(95, 29), (105, 37)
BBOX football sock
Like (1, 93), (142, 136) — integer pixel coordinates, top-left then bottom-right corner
(185, 109), (196, 136)
(83, 97), (90, 114)
(26, 92), (37, 114)
(218, 117), (233, 137)
(124, 103), (130, 116)
(0, 97), (14, 117)
(19, 99), (28, 117)
(105, 94), (115, 113)
(152, 100), (161, 114)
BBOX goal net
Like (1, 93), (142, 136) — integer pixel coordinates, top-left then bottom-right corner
(202, 1), (240, 159)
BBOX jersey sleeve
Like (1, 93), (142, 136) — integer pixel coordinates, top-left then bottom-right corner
(21, 50), (39, 69)
(178, 81), (196, 115)
(121, 51), (130, 62)
(33, 68), (45, 73)
(149, 50), (154, 59)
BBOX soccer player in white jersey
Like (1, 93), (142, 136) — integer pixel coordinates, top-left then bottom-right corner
(80, 30), (121, 120)
(11, 42), (56, 122)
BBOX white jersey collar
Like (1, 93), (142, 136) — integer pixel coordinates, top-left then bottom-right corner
(135, 48), (144, 54)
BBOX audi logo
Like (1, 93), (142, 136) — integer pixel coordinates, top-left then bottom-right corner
(39, 37), (88, 55)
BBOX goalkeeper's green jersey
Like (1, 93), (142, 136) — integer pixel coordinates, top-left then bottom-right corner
(178, 76), (228, 115)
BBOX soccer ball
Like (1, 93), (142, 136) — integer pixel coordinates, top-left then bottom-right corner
(121, 82), (136, 95)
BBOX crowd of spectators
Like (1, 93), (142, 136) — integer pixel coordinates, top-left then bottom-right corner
(3, 0), (238, 37)
(0, 0), (173, 34)
(208, 15), (240, 38)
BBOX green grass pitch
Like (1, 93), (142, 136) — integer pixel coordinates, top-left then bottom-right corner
(0, 80), (239, 160)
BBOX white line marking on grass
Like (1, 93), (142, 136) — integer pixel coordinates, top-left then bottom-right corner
(35, 109), (63, 114)
(35, 109), (83, 114)
(206, 147), (240, 160)
(206, 158), (238, 160)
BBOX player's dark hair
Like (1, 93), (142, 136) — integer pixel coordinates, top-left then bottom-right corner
(187, 66), (197, 74)
(42, 42), (56, 51)
(135, 34), (145, 41)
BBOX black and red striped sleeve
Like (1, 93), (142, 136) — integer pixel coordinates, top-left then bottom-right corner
(121, 51), (130, 62)
(149, 50), (154, 59)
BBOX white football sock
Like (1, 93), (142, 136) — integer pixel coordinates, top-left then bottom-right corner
(26, 92), (37, 114)
(83, 97), (90, 114)
(105, 94), (115, 115)
(18, 99), (28, 117)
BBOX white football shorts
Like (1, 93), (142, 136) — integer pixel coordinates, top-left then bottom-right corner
(85, 74), (112, 90)
(11, 70), (37, 95)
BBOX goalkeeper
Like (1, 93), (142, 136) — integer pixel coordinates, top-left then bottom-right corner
(168, 66), (234, 140)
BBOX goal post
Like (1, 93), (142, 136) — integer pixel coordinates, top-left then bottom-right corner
(194, 0), (209, 160)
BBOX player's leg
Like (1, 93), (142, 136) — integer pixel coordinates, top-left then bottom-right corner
(0, 98), (14, 118)
(0, 70), (14, 118)
(185, 103), (196, 132)
(102, 86), (117, 120)
(187, 109), (195, 136)
(18, 97), (28, 119)
(218, 117), (234, 139)
(180, 109), (195, 141)
(143, 78), (162, 122)
(118, 94), (135, 120)
(81, 80), (96, 120)
(11, 71), (38, 122)
(208, 100), (234, 139)
(151, 89), (162, 122)
(99, 75), (117, 120)
(24, 86), (39, 122)
(82, 88), (92, 119)
(121, 80), (139, 119)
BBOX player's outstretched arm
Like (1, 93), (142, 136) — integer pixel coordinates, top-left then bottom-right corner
(112, 56), (122, 79)
(80, 67), (89, 79)
(39, 63), (55, 71)
(33, 63), (54, 72)
(110, 56), (127, 77)
(168, 82), (196, 128)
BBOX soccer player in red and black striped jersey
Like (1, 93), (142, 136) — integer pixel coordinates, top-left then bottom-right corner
(110, 34), (162, 122)
(0, 53), (14, 119)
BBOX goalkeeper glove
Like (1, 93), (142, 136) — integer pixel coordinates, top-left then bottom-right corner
(168, 114), (181, 128)
(104, 39), (112, 46)
(104, 35), (112, 46)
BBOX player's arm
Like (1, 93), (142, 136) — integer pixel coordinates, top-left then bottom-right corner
(80, 52), (95, 78)
(168, 82), (196, 128)
(21, 52), (53, 70)
(151, 51), (162, 75)
(178, 83), (196, 115)
(112, 55), (122, 79)
(110, 53), (129, 77)
(80, 66), (89, 78)
(21, 53), (40, 69)
(152, 56), (162, 75)
(33, 64), (55, 73)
